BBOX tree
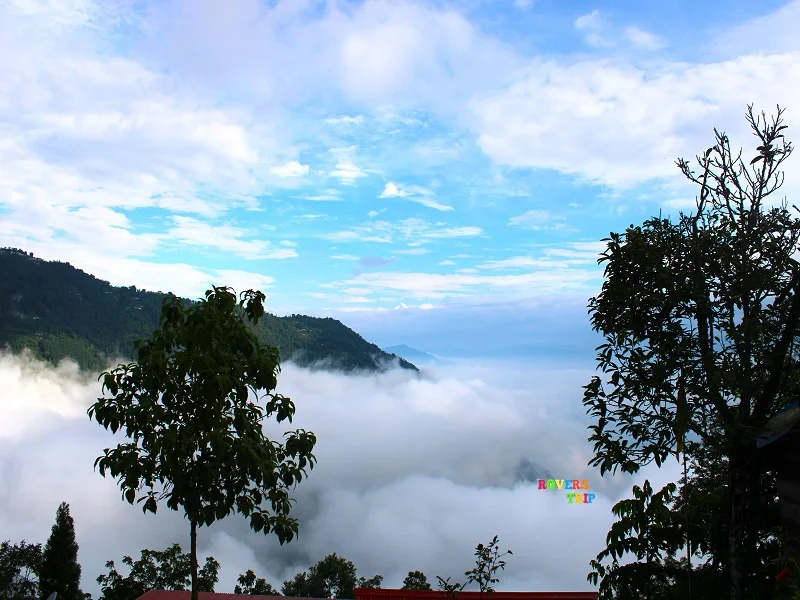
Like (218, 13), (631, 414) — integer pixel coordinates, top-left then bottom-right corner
(401, 571), (431, 591)
(96, 544), (220, 600)
(0, 540), (43, 600)
(583, 104), (799, 600)
(234, 570), (279, 595)
(88, 287), (317, 600)
(282, 554), (364, 599)
(355, 575), (382, 589)
(39, 502), (82, 600)
(280, 572), (310, 597)
(436, 535), (513, 600)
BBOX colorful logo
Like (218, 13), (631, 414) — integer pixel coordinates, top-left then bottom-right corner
(537, 479), (596, 504)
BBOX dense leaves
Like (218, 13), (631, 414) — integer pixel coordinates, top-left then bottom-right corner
(0, 540), (43, 600)
(0, 249), (417, 373)
(401, 571), (431, 591)
(234, 570), (279, 596)
(584, 105), (800, 600)
(96, 544), (220, 600)
(281, 554), (359, 599)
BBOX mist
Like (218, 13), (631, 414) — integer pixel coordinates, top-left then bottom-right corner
(0, 350), (682, 597)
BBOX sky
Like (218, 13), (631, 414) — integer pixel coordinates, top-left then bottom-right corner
(1, 0), (799, 349)
(1, 0), (800, 596)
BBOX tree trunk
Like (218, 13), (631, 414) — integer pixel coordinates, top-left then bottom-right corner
(728, 448), (755, 600)
(191, 519), (198, 600)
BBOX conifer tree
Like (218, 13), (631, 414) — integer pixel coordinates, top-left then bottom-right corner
(39, 503), (82, 600)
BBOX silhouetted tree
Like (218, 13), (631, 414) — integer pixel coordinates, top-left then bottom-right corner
(39, 503), (82, 600)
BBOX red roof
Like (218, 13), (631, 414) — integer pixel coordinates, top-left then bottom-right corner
(137, 589), (598, 600)
(136, 592), (320, 600)
(354, 590), (598, 600)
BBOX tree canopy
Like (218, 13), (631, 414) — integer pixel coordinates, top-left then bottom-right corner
(584, 105), (800, 600)
(88, 287), (317, 600)
(96, 544), (220, 600)
(39, 502), (83, 600)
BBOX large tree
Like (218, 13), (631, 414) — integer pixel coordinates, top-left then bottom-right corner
(39, 503), (83, 600)
(96, 544), (220, 600)
(88, 287), (317, 600)
(583, 104), (800, 600)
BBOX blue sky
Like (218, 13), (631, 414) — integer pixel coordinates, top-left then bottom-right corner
(1, 0), (799, 355)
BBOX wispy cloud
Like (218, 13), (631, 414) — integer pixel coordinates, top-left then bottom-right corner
(379, 182), (454, 212)
(271, 161), (310, 178)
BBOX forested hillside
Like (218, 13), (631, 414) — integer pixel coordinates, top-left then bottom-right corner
(0, 248), (417, 373)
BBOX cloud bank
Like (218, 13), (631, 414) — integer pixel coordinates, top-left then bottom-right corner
(0, 350), (682, 597)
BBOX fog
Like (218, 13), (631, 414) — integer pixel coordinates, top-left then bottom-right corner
(0, 350), (682, 597)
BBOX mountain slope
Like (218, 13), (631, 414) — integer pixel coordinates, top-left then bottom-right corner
(0, 248), (418, 373)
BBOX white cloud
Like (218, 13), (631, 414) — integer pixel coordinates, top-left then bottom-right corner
(394, 248), (430, 255)
(624, 26), (666, 51)
(2, 351), (680, 598)
(439, 259), (456, 266)
(320, 219), (481, 245)
(334, 268), (599, 299)
(468, 53), (800, 187)
(380, 182), (410, 198)
(508, 210), (565, 229)
(573, 10), (611, 47)
(379, 182), (454, 212)
(167, 217), (298, 260)
(328, 147), (366, 184)
(271, 161), (310, 178)
(331, 254), (360, 260)
(325, 115), (365, 125)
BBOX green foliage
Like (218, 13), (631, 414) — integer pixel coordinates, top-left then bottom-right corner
(583, 105), (800, 599)
(96, 544), (220, 600)
(588, 481), (683, 599)
(88, 287), (316, 599)
(0, 248), (417, 373)
(401, 571), (431, 591)
(280, 572), (310, 597)
(355, 575), (383, 589)
(234, 569), (279, 595)
(39, 502), (83, 600)
(0, 540), (43, 600)
(282, 553), (365, 599)
(436, 535), (513, 600)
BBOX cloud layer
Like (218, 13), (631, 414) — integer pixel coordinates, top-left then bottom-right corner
(0, 350), (681, 597)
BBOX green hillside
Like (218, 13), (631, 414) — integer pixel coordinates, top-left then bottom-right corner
(0, 248), (417, 374)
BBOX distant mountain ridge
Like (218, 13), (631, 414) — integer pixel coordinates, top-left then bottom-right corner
(0, 248), (418, 373)
(383, 344), (438, 364)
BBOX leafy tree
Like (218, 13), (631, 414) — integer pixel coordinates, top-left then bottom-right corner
(436, 535), (512, 600)
(355, 575), (382, 589)
(282, 554), (366, 599)
(39, 502), (82, 600)
(280, 572), (310, 597)
(88, 287), (317, 600)
(234, 570), (279, 595)
(583, 104), (799, 600)
(96, 543), (220, 600)
(0, 540), (43, 600)
(588, 481), (684, 599)
(401, 571), (431, 591)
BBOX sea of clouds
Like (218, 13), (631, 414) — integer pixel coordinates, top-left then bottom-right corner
(0, 350), (682, 597)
